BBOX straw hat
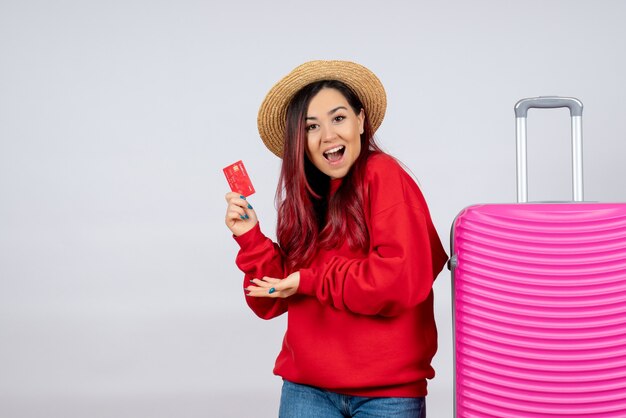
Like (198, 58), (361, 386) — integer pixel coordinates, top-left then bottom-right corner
(257, 60), (387, 158)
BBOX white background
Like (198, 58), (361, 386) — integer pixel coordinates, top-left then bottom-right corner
(2, 1), (626, 417)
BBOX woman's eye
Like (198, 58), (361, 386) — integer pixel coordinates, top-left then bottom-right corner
(306, 124), (318, 132)
(334, 115), (346, 122)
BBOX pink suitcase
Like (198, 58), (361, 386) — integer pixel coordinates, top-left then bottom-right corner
(449, 97), (626, 417)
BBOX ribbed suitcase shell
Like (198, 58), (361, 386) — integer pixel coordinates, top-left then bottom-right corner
(452, 202), (626, 417)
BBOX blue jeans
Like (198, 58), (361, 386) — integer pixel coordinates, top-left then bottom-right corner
(278, 380), (426, 418)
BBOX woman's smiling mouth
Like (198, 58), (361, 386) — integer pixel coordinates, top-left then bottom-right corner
(323, 145), (346, 162)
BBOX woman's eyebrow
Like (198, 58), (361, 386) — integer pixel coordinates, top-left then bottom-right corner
(306, 106), (348, 120)
(327, 106), (348, 115)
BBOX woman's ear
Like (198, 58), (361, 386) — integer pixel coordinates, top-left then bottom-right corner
(358, 109), (365, 134)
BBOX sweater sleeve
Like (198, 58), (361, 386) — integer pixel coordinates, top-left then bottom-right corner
(297, 155), (447, 317)
(233, 223), (288, 319)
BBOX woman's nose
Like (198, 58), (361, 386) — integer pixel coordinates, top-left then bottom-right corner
(320, 124), (335, 142)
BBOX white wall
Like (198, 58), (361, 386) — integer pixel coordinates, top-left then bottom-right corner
(2, 1), (626, 417)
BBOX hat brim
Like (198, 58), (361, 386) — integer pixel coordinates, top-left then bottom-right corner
(257, 60), (387, 158)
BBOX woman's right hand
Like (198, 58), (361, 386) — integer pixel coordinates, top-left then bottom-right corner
(224, 192), (259, 236)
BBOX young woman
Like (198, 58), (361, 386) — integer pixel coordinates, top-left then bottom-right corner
(224, 60), (448, 418)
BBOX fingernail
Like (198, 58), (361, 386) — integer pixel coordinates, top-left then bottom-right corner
(240, 195), (246, 200)
(268, 287), (276, 294)
(240, 215), (246, 220)
(244, 214), (249, 219)
(247, 204), (253, 209)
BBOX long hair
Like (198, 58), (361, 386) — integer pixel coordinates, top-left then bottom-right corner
(276, 80), (384, 271)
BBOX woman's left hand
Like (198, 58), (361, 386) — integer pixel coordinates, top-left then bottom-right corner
(246, 271), (300, 298)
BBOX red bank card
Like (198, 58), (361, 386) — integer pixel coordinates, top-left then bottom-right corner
(223, 160), (255, 197)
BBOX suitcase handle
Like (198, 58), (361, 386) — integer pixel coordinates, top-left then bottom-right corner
(514, 97), (583, 118)
(514, 96), (584, 203)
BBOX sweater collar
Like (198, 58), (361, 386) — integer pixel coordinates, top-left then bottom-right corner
(330, 177), (343, 195)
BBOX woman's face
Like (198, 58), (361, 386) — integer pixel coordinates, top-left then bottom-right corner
(304, 88), (365, 179)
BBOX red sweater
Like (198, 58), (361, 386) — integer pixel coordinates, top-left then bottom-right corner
(234, 153), (448, 397)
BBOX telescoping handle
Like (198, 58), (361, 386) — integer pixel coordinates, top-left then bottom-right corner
(514, 96), (584, 203)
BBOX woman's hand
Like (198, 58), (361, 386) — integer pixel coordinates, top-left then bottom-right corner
(246, 271), (300, 298)
(225, 192), (258, 236)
